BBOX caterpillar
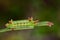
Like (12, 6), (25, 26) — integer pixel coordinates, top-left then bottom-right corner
(0, 17), (54, 32)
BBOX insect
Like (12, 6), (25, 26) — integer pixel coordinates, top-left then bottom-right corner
(0, 17), (54, 32)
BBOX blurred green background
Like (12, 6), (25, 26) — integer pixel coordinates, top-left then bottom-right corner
(0, 0), (60, 40)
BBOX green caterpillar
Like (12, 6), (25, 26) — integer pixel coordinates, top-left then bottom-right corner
(0, 17), (54, 32)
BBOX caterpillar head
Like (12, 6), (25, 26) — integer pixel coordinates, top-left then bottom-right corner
(5, 19), (13, 27)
